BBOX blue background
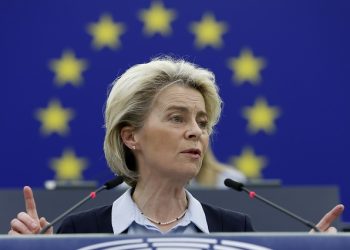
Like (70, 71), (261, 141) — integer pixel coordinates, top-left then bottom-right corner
(1, 1), (349, 221)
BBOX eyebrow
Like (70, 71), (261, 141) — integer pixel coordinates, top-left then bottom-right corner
(165, 105), (208, 118)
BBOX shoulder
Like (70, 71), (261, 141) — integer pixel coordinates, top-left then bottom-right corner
(56, 205), (113, 234)
(201, 202), (254, 232)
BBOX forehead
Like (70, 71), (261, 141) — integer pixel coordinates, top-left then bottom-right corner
(153, 85), (206, 112)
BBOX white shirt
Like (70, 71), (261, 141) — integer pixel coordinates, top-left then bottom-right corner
(111, 188), (209, 235)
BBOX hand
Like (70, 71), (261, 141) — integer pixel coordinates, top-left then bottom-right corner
(8, 186), (53, 235)
(311, 204), (345, 233)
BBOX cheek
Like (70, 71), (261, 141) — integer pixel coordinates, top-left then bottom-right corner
(202, 135), (209, 150)
(138, 126), (177, 152)
(150, 137), (171, 152)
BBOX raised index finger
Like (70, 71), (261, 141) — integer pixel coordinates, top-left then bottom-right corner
(316, 204), (344, 231)
(23, 186), (39, 221)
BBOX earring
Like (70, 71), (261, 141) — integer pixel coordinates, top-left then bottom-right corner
(132, 145), (136, 150)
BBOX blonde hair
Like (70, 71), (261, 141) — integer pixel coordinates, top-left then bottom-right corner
(195, 146), (229, 187)
(104, 56), (222, 187)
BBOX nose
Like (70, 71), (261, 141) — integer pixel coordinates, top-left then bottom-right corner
(185, 121), (202, 140)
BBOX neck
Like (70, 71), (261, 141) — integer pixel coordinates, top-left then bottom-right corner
(132, 179), (188, 228)
(140, 206), (188, 226)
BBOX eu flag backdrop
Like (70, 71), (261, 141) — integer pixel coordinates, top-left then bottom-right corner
(1, 1), (349, 221)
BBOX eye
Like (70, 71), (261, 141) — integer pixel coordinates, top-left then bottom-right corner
(198, 120), (209, 129)
(170, 115), (184, 123)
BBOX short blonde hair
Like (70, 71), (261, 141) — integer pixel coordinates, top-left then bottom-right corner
(104, 56), (222, 186)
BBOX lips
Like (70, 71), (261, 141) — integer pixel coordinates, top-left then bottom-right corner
(181, 148), (202, 156)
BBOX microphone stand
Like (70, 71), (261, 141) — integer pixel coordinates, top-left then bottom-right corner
(39, 176), (123, 234)
(224, 178), (320, 232)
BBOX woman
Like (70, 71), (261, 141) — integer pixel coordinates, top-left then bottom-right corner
(9, 57), (344, 235)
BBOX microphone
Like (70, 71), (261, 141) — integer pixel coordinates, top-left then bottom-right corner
(39, 176), (124, 234)
(224, 178), (320, 232)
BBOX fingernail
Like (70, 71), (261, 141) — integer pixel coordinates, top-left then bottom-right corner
(31, 222), (37, 229)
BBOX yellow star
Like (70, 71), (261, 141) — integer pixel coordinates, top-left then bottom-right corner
(35, 99), (74, 136)
(243, 97), (281, 134)
(50, 149), (88, 180)
(227, 48), (266, 84)
(139, 1), (176, 36)
(87, 14), (126, 49)
(189, 13), (228, 49)
(49, 50), (88, 86)
(230, 147), (267, 178)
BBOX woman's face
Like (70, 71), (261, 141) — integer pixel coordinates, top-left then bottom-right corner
(133, 84), (209, 183)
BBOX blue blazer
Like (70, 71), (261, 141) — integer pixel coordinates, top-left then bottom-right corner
(57, 203), (254, 233)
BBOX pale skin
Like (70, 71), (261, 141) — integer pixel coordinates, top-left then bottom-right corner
(9, 85), (345, 234)
(122, 85), (209, 232)
(9, 186), (52, 235)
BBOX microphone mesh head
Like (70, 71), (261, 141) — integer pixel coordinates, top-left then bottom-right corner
(224, 178), (244, 191)
(104, 176), (124, 190)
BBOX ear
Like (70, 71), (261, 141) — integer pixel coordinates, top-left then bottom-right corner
(120, 126), (137, 150)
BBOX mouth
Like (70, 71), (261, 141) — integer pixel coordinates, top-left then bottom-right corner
(181, 148), (202, 158)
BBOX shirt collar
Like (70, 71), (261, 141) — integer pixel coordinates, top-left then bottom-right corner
(111, 188), (135, 234)
(111, 188), (209, 234)
(185, 190), (209, 233)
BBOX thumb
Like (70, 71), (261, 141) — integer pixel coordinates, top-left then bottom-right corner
(325, 226), (338, 233)
(40, 217), (53, 234)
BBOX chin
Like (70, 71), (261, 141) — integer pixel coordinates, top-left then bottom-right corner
(163, 162), (201, 182)
(183, 165), (201, 180)
(170, 169), (199, 184)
